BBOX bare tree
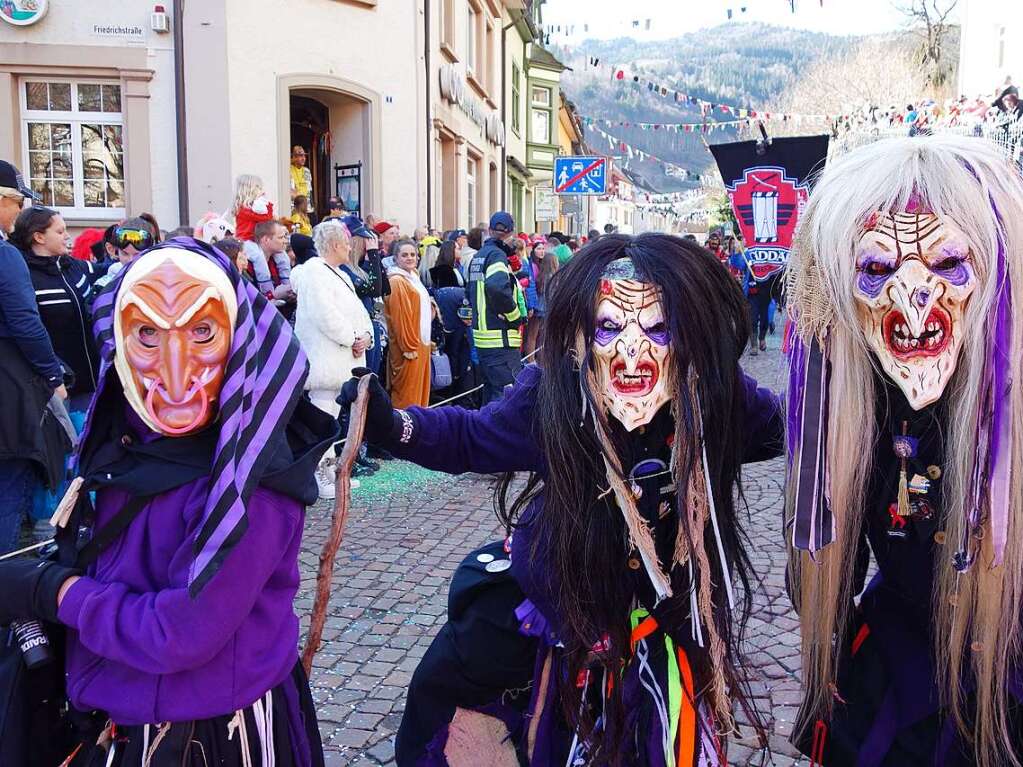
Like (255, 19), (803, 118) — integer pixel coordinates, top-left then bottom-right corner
(897, 0), (959, 88)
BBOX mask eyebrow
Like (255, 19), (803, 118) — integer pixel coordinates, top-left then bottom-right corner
(121, 293), (172, 330)
(175, 287), (223, 328)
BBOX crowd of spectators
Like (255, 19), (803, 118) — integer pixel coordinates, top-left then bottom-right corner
(0, 152), (599, 533)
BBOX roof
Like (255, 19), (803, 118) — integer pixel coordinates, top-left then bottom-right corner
(528, 45), (567, 73)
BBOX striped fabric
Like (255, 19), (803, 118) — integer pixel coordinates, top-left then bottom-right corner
(77, 236), (309, 595)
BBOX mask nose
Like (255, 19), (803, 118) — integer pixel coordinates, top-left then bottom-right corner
(890, 262), (936, 337)
(158, 331), (194, 403)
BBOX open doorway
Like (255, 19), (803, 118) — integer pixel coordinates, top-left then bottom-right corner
(288, 86), (372, 220)
(289, 94), (330, 217)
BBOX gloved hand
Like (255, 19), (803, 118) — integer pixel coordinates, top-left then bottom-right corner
(0, 558), (81, 626)
(337, 368), (396, 445)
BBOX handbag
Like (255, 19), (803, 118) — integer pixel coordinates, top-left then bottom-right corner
(431, 351), (453, 390)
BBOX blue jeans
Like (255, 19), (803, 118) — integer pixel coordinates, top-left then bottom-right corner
(0, 459), (36, 554)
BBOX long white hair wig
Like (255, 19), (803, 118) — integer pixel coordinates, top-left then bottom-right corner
(787, 134), (1023, 766)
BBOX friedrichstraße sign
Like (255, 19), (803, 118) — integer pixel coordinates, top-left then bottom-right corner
(554, 156), (608, 195)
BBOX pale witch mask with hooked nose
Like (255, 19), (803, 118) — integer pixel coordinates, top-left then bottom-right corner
(591, 260), (672, 431)
(853, 209), (977, 409)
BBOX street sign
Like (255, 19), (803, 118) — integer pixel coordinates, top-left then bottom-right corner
(554, 156), (608, 195)
(535, 186), (558, 221)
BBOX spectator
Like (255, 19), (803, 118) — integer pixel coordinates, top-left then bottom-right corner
(603, 223), (615, 235)
(289, 145), (313, 210)
(244, 220), (293, 300)
(429, 240), (465, 289)
(373, 220), (400, 267)
(289, 232), (317, 265)
(419, 237), (441, 288)
(230, 174), (275, 242)
(138, 212), (163, 243)
(292, 220), (373, 498)
(523, 239), (547, 356)
(11, 206), (99, 413)
(326, 197), (345, 218)
(385, 238), (432, 408)
(588, 228), (601, 242)
(94, 218), (156, 289)
(290, 195), (313, 236)
(12, 206), (101, 536)
(459, 227), (483, 274)
(527, 243), (559, 357)
(343, 215), (386, 378)
(467, 212), (523, 404)
(0, 160), (67, 553)
(213, 237), (247, 278)
(70, 228), (104, 262)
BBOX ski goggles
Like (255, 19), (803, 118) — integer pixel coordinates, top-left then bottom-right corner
(113, 226), (154, 251)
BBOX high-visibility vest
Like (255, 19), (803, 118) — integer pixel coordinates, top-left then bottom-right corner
(467, 246), (522, 349)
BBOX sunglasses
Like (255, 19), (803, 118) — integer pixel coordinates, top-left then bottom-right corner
(114, 227), (154, 250)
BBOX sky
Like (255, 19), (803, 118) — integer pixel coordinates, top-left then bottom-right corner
(539, 0), (950, 40)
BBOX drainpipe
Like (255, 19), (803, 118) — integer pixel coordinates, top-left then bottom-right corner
(501, 20), (514, 211)
(172, 0), (189, 226)
(424, 0), (433, 227)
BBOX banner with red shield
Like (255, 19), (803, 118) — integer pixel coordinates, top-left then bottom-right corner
(709, 135), (829, 283)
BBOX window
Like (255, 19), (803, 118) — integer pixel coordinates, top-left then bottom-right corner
(489, 162), (499, 217)
(483, 20), (494, 93)
(509, 177), (523, 228)
(531, 86), (551, 107)
(998, 25), (1006, 69)
(511, 63), (521, 134)
(466, 6), (477, 73)
(21, 79), (125, 216)
(441, 0), (456, 52)
(531, 108), (551, 144)
(466, 155), (479, 228)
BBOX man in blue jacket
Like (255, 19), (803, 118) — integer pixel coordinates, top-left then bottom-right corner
(466, 211), (523, 404)
(0, 160), (66, 552)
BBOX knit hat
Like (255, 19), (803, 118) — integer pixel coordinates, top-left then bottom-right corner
(372, 220), (397, 235)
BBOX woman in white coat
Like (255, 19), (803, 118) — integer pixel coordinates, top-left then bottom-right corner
(292, 219), (373, 497)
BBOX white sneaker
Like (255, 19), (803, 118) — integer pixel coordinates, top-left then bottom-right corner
(316, 463), (336, 500)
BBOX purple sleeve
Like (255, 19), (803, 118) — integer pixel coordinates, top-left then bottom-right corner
(739, 370), (784, 463)
(385, 364), (544, 475)
(57, 489), (301, 675)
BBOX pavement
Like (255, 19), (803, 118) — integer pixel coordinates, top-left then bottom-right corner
(297, 333), (808, 766)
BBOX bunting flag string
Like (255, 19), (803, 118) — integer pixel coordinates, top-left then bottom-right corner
(587, 124), (709, 182)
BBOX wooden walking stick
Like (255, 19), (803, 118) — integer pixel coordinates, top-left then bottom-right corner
(301, 374), (372, 675)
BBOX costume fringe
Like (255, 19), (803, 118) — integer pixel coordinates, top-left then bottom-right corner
(588, 367), (672, 601)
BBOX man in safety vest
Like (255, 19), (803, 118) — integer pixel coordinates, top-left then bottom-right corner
(467, 211), (523, 404)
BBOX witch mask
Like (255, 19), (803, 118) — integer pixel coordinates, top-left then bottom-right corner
(854, 210), (976, 409)
(114, 248), (238, 436)
(592, 259), (672, 431)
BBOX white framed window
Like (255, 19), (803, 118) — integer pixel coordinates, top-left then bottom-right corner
(531, 86), (551, 107)
(466, 6), (478, 73)
(20, 79), (125, 218)
(531, 108), (551, 144)
(466, 155), (478, 228)
(511, 63), (521, 134)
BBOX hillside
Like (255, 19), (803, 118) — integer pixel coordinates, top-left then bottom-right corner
(554, 22), (861, 192)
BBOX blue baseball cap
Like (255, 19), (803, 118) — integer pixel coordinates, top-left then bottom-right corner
(446, 229), (467, 242)
(489, 211), (514, 234)
(341, 214), (374, 239)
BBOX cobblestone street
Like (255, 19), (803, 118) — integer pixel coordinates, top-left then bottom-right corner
(297, 337), (804, 766)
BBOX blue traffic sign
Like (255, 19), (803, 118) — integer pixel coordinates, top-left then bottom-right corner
(554, 156), (608, 195)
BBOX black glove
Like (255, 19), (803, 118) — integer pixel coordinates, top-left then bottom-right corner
(0, 558), (81, 625)
(337, 368), (396, 445)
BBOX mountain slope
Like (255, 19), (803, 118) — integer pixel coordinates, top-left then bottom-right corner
(555, 22), (858, 191)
